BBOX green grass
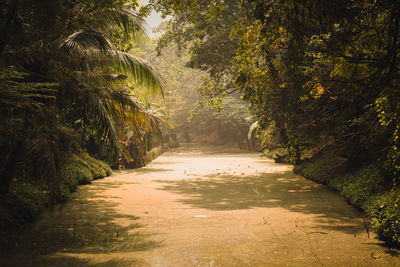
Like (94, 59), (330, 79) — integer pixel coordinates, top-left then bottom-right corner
(6, 182), (48, 222)
(329, 164), (388, 209)
(73, 153), (107, 179)
(0, 151), (112, 231)
(366, 190), (400, 246)
(295, 156), (400, 247)
(263, 147), (290, 163)
(294, 155), (347, 184)
(146, 146), (164, 163)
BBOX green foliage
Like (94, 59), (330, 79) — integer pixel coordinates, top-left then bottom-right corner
(297, 159), (400, 246)
(60, 152), (112, 193)
(130, 37), (205, 145)
(72, 153), (113, 180)
(0, 0), (166, 198)
(97, 160), (113, 176)
(294, 155), (347, 184)
(0, 151), (112, 230)
(189, 96), (252, 146)
(329, 164), (388, 209)
(146, 146), (164, 163)
(263, 147), (289, 163)
(80, 153), (108, 179)
(367, 190), (400, 247)
(61, 157), (93, 185)
(7, 182), (48, 222)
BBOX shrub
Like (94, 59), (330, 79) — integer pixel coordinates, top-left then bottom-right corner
(264, 147), (287, 159)
(97, 160), (112, 176)
(146, 146), (164, 163)
(0, 151), (112, 231)
(61, 157), (93, 185)
(57, 183), (71, 203)
(72, 154), (101, 179)
(75, 153), (107, 179)
(8, 182), (48, 222)
(329, 164), (387, 209)
(294, 154), (347, 184)
(80, 152), (112, 177)
(60, 166), (79, 192)
(367, 190), (400, 247)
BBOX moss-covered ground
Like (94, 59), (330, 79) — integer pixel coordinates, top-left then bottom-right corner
(292, 154), (400, 247)
(0, 152), (112, 231)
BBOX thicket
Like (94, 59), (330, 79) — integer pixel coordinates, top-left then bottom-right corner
(149, 0), (400, 246)
(0, 152), (111, 231)
(1, 0), (166, 229)
(128, 35), (254, 148)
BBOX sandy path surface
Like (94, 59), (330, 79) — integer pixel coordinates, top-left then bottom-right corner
(1, 144), (399, 266)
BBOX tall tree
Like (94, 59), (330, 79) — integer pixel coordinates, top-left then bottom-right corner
(0, 0), (166, 193)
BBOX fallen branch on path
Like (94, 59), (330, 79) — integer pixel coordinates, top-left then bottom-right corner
(295, 219), (328, 235)
(263, 215), (270, 224)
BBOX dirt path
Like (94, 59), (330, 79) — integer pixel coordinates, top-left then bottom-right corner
(1, 144), (399, 266)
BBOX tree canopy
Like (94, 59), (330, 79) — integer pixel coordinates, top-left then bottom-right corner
(0, 0), (165, 196)
(148, 0), (400, 245)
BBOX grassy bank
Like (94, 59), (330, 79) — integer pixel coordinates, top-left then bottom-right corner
(0, 145), (165, 232)
(0, 152), (112, 231)
(292, 155), (400, 247)
(146, 146), (165, 164)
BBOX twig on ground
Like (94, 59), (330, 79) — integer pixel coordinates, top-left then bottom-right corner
(295, 219), (328, 235)
(363, 216), (370, 238)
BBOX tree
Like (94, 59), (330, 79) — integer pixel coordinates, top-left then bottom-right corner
(0, 0), (166, 194)
(150, 0), (400, 185)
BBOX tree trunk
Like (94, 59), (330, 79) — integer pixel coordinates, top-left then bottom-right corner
(0, 0), (19, 56)
(0, 141), (22, 194)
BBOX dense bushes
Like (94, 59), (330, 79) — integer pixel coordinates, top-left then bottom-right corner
(294, 155), (348, 184)
(329, 164), (388, 209)
(146, 146), (164, 163)
(7, 183), (48, 222)
(0, 0), (165, 206)
(0, 152), (111, 231)
(367, 190), (400, 246)
(151, 0), (400, 248)
(294, 158), (399, 247)
(264, 147), (290, 164)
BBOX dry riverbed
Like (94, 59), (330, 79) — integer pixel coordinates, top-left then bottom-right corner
(1, 144), (399, 266)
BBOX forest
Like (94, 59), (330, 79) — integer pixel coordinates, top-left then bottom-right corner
(0, 0), (400, 255)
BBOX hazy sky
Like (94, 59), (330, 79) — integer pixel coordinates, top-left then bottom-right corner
(139, 0), (164, 37)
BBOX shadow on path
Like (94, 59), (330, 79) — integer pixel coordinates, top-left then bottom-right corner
(156, 170), (365, 235)
(0, 180), (160, 267)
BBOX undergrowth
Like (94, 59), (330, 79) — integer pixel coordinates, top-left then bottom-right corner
(146, 146), (164, 163)
(293, 154), (347, 184)
(294, 155), (399, 247)
(0, 152), (112, 231)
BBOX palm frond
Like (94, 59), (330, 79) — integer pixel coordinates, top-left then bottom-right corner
(60, 29), (113, 53)
(110, 8), (146, 36)
(29, 138), (61, 201)
(107, 50), (165, 96)
(84, 7), (146, 37)
(248, 121), (259, 140)
(87, 92), (118, 153)
(103, 73), (128, 83)
(80, 49), (165, 96)
(108, 89), (164, 132)
(62, 44), (165, 96)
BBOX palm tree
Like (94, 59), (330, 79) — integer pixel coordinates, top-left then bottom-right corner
(0, 0), (166, 194)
